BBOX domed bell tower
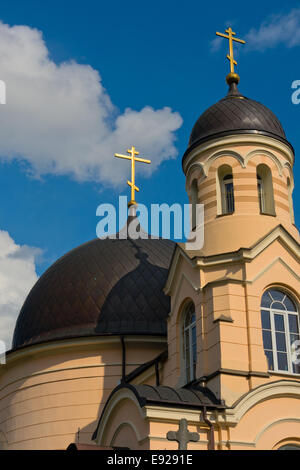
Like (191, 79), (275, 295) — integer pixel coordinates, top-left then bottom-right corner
(165, 28), (300, 406)
(184, 71), (297, 257)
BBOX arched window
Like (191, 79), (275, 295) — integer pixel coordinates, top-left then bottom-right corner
(261, 289), (300, 374)
(183, 303), (197, 382)
(217, 165), (235, 215)
(257, 164), (275, 215)
(257, 174), (265, 213)
(222, 173), (235, 214)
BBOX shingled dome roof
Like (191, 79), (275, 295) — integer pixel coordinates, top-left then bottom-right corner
(187, 82), (291, 152)
(12, 237), (175, 349)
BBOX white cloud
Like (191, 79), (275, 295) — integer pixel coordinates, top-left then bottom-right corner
(210, 37), (222, 52)
(0, 231), (39, 351)
(0, 22), (183, 186)
(246, 9), (300, 51)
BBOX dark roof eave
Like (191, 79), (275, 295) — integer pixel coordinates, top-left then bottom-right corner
(143, 398), (226, 410)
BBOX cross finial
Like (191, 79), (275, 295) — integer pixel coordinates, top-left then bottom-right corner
(167, 419), (200, 450)
(115, 146), (151, 208)
(216, 27), (245, 85)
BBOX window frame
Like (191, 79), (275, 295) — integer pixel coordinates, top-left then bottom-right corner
(183, 304), (197, 383)
(257, 175), (266, 213)
(261, 290), (300, 375)
(222, 174), (235, 214)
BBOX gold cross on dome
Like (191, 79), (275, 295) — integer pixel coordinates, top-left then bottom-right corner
(114, 146), (151, 207)
(216, 27), (245, 75)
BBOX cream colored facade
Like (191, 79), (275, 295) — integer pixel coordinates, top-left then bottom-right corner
(94, 132), (300, 450)
(0, 94), (300, 451)
(0, 337), (165, 449)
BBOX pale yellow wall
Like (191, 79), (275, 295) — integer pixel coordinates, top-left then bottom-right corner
(0, 336), (165, 450)
(164, 236), (300, 404)
(164, 135), (300, 406)
(97, 382), (300, 450)
(95, 135), (300, 451)
(226, 386), (300, 450)
(184, 136), (298, 258)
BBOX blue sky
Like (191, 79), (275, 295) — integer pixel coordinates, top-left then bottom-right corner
(0, 1), (300, 346)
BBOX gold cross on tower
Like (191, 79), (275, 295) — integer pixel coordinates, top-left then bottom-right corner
(115, 146), (151, 207)
(216, 27), (245, 85)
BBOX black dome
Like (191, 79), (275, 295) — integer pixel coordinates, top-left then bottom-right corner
(13, 237), (175, 349)
(188, 83), (291, 151)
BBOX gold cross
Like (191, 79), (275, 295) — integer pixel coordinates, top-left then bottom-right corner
(216, 27), (245, 75)
(115, 146), (151, 207)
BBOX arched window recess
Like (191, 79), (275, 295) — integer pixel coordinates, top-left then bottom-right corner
(183, 303), (197, 383)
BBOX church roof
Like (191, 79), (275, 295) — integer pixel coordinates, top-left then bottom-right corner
(92, 383), (225, 441)
(185, 82), (293, 160)
(126, 383), (225, 409)
(12, 237), (175, 349)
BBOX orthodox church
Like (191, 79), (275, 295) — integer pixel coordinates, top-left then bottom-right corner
(0, 29), (300, 450)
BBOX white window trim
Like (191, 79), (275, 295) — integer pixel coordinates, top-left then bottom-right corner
(262, 306), (300, 374)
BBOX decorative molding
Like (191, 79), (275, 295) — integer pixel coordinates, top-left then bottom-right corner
(250, 257), (300, 284)
(165, 225), (299, 297)
(168, 273), (201, 318)
(194, 225), (300, 269)
(144, 405), (212, 423)
(111, 421), (141, 447)
(225, 380), (300, 424)
(185, 162), (206, 193)
(182, 134), (294, 175)
(2, 335), (166, 370)
(213, 315), (234, 324)
(282, 161), (294, 186)
(254, 417), (300, 445)
(94, 388), (146, 444)
(164, 245), (194, 295)
(203, 149), (245, 176)
(244, 149), (284, 176)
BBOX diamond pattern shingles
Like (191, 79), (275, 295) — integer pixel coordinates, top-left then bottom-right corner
(12, 238), (175, 349)
(188, 86), (288, 149)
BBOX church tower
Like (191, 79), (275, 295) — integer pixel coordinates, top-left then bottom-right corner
(162, 25), (300, 419)
(93, 29), (300, 451)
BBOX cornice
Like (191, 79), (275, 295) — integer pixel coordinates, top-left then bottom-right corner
(165, 225), (299, 295)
